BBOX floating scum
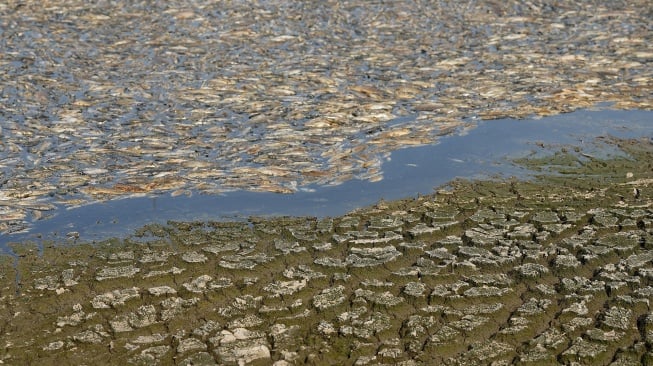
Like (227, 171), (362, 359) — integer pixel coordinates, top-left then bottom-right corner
(0, 0), (651, 233)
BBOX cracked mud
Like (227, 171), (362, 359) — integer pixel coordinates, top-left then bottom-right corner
(1, 137), (652, 365)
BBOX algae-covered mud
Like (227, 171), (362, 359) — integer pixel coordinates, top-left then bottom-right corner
(1, 137), (651, 365)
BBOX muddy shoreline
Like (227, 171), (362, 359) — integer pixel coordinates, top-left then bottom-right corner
(0, 1), (652, 364)
(1, 136), (652, 365)
(3, 108), (651, 250)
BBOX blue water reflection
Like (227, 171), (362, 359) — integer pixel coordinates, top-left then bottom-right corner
(1, 109), (650, 250)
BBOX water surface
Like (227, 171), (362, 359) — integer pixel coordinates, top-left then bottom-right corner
(2, 108), (650, 250)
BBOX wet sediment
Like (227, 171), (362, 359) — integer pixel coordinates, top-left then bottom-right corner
(1, 137), (652, 365)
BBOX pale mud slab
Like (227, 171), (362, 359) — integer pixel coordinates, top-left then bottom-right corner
(1, 137), (652, 365)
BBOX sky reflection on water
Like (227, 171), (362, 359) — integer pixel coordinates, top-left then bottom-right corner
(1, 108), (651, 250)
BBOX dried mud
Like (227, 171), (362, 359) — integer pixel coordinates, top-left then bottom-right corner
(0, 137), (652, 365)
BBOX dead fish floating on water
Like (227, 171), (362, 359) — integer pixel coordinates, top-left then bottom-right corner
(0, 0), (651, 234)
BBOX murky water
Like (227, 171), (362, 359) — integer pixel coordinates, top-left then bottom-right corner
(2, 108), (650, 250)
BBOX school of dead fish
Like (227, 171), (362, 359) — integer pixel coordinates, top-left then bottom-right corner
(0, 0), (651, 234)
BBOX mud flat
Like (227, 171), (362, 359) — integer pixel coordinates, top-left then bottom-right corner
(0, 136), (651, 365)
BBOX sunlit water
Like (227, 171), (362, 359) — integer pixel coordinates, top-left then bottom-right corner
(1, 108), (651, 251)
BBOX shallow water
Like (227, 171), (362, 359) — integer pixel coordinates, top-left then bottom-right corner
(2, 1), (651, 247)
(1, 108), (650, 250)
